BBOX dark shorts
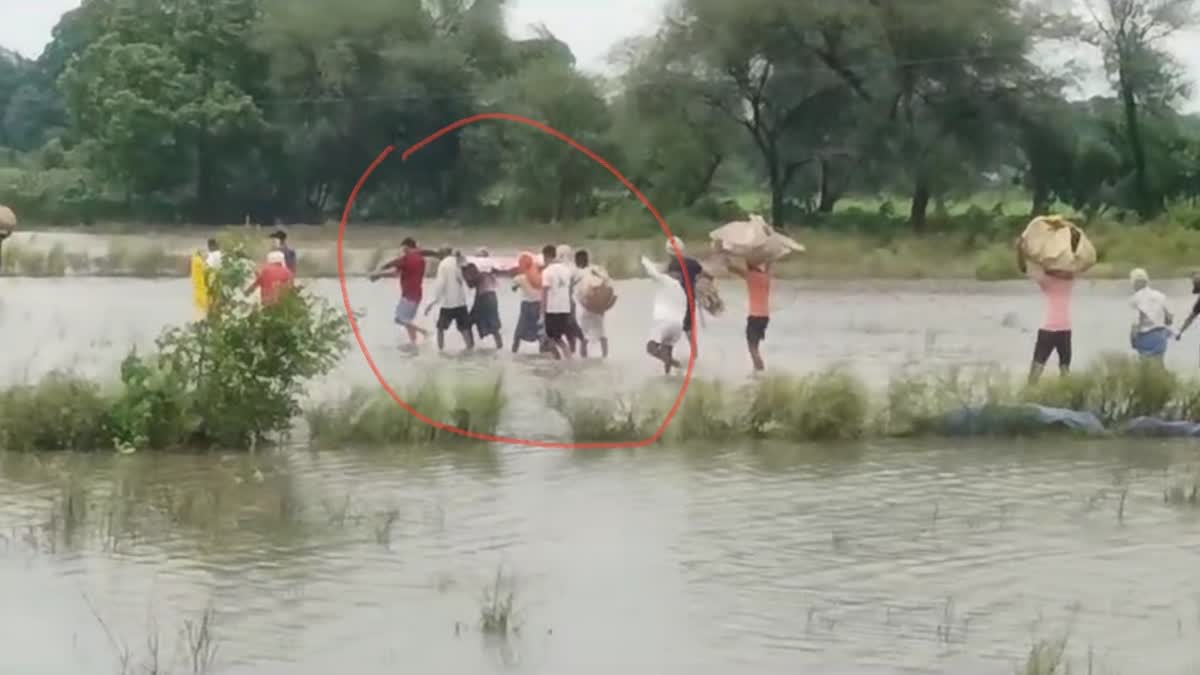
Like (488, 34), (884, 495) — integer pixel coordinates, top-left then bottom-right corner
(747, 316), (769, 345)
(437, 306), (471, 332)
(545, 313), (571, 340)
(1033, 329), (1072, 366)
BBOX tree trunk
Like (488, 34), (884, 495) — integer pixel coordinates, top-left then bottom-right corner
(817, 158), (838, 213)
(910, 179), (930, 232)
(763, 144), (786, 228)
(681, 154), (723, 208)
(1118, 74), (1153, 217)
(1030, 181), (1051, 217)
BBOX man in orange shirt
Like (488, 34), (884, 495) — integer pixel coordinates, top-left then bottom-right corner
(244, 250), (294, 306)
(719, 245), (771, 372)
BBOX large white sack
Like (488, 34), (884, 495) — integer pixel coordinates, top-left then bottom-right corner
(577, 266), (617, 314)
(0, 205), (16, 229)
(1019, 215), (1096, 274)
(709, 214), (804, 264)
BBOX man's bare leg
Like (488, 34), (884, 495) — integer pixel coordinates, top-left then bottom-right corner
(749, 341), (765, 371)
(1027, 361), (1045, 385)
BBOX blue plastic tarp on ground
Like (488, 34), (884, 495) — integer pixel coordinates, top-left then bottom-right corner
(937, 404), (1106, 437)
(1120, 417), (1200, 438)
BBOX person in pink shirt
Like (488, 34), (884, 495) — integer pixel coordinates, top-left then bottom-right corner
(1017, 233), (1077, 383)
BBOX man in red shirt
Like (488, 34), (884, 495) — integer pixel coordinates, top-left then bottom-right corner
(244, 250), (294, 305)
(370, 237), (433, 348)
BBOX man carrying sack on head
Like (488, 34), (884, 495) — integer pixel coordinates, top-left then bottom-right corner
(0, 205), (17, 270)
(1016, 215), (1096, 383)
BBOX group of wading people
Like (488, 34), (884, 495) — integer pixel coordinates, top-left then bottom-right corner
(368, 236), (774, 373)
(1018, 232), (1200, 383)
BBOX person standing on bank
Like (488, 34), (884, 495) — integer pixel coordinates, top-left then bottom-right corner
(540, 244), (574, 360)
(244, 250), (294, 306)
(424, 247), (474, 353)
(1017, 233), (1076, 383)
(269, 229), (297, 275)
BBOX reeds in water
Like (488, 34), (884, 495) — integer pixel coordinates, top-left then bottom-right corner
(306, 375), (507, 447)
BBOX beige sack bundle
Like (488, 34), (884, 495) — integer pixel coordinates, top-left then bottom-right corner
(696, 272), (724, 316)
(708, 214), (805, 266)
(577, 266), (617, 314)
(0, 204), (16, 230)
(1019, 215), (1096, 274)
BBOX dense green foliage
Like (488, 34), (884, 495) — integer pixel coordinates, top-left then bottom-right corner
(0, 0), (1198, 230)
(0, 245), (349, 452)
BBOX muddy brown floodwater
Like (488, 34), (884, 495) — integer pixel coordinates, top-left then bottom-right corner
(3, 277), (1200, 674)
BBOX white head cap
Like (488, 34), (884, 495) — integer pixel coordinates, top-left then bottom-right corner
(556, 244), (572, 260)
(267, 250), (286, 265)
(665, 237), (685, 255)
(1130, 267), (1149, 287)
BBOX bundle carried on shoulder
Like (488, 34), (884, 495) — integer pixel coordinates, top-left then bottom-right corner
(1019, 215), (1096, 274)
(0, 204), (16, 230)
(696, 270), (724, 316)
(577, 265), (617, 314)
(708, 214), (805, 266)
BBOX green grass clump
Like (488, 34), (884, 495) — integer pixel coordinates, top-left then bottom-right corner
(671, 379), (738, 441)
(548, 389), (652, 443)
(306, 376), (507, 447)
(0, 372), (110, 451)
(740, 369), (871, 441)
(1021, 352), (1193, 425)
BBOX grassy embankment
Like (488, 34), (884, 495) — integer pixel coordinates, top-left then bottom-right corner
(5, 194), (1200, 281)
(8, 352), (1200, 469)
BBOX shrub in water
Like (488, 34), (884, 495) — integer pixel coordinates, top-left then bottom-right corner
(104, 351), (193, 452)
(156, 256), (348, 448)
(307, 376), (507, 447)
(0, 373), (109, 451)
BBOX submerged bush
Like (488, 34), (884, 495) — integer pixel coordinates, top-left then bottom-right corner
(548, 389), (652, 443)
(0, 373), (109, 451)
(1022, 352), (1186, 425)
(306, 376), (507, 447)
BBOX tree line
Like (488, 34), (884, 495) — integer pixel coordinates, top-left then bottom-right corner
(0, 0), (1198, 231)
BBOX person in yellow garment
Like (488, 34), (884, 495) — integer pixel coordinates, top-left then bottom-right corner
(190, 239), (223, 318)
(191, 251), (210, 318)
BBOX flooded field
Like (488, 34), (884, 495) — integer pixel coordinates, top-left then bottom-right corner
(4, 275), (1200, 390)
(4, 277), (1200, 674)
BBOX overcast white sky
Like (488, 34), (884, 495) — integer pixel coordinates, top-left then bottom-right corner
(1, 0), (1197, 111)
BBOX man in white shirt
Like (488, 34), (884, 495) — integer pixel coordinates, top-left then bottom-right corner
(204, 238), (223, 269)
(424, 247), (474, 352)
(1129, 267), (1173, 361)
(540, 244), (573, 360)
(641, 255), (686, 374)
